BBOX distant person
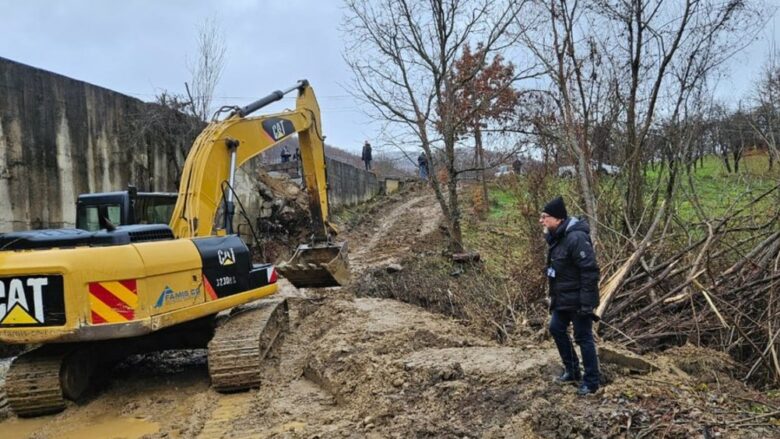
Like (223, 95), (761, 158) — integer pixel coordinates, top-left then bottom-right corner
(418, 151), (429, 180)
(292, 147), (302, 177)
(540, 196), (601, 396)
(280, 146), (291, 163)
(512, 157), (523, 174)
(362, 140), (373, 170)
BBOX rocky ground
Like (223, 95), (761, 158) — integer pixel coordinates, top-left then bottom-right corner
(1, 185), (779, 438)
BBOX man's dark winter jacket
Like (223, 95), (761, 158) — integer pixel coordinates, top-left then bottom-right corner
(546, 217), (600, 311)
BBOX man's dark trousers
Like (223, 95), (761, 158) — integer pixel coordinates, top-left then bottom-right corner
(549, 309), (599, 389)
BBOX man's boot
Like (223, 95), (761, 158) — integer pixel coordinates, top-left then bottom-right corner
(554, 369), (581, 385)
(577, 383), (599, 396)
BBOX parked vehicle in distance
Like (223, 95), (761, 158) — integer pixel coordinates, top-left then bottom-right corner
(558, 161), (621, 177)
(494, 164), (513, 177)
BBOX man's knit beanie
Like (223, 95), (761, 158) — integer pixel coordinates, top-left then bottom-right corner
(543, 196), (568, 220)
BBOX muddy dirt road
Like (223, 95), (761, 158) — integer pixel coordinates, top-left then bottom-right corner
(1, 187), (777, 438)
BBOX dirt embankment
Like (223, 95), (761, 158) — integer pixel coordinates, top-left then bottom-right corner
(1, 185), (778, 438)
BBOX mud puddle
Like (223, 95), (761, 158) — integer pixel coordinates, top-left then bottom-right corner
(4, 413), (159, 439)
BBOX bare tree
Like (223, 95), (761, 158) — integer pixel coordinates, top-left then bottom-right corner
(186, 17), (227, 122)
(596, 0), (760, 229)
(342, 0), (530, 252)
(749, 44), (780, 170)
(720, 107), (756, 173)
(522, 0), (761, 236)
(520, 0), (614, 243)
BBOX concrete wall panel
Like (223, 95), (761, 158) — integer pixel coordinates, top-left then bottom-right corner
(0, 57), (189, 232)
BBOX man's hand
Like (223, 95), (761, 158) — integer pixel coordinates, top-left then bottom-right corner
(577, 306), (600, 322)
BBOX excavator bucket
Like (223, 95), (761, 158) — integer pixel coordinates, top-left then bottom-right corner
(277, 241), (350, 288)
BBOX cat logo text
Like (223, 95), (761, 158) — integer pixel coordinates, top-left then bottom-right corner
(0, 275), (66, 326)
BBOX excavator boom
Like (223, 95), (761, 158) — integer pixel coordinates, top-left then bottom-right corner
(169, 80), (348, 288)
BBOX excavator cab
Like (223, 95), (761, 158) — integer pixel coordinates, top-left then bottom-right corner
(277, 241), (349, 288)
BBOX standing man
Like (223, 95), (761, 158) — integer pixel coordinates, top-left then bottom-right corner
(362, 140), (373, 171)
(512, 156), (523, 174)
(280, 146), (291, 163)
(540, 196), (601, 395)
(293, 147), (302, 178)
(417, 151), (429, 180)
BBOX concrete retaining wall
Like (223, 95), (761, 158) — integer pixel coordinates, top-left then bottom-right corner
(326, 158), (380, 208)
(0, 57), (199, 231)
(265, 159), (380, 209)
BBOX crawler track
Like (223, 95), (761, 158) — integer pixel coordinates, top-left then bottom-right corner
(5, 348), (79, 417)
(208, 299), (288, 392)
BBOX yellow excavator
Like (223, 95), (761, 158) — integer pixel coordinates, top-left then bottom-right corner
(0, 80), (348, 416)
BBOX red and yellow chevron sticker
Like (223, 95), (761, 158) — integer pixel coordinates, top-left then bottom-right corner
(203, 274), (218, 301)
(89, 280), (137, 324)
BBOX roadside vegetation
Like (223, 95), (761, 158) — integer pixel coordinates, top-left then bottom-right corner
(345, 157), (780, 435)
(353, 154), (780, 391)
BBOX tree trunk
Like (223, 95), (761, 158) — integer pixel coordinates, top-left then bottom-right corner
(734, 137), (743, 173)
(447, 144), (465, 253)
(625, 153), (644, 230)
(722, 151), (732, 173)
(625, 89), (644, 229)
(570, 138), (598, 244)
(475, 126), (489, 210)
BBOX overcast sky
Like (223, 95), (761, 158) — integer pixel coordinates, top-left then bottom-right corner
(0, 1), (777, 155)
(0, 0), (377, 153)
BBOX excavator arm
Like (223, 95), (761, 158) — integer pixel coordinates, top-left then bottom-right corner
(171, 80), (327, 239)
(169, 80), (348, 287)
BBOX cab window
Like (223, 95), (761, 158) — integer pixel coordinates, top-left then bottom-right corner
(77, 204), (122, 231)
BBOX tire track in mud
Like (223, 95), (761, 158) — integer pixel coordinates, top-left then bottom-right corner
(347, 193), (442, 273)
(192, 192), (444, 437)
(196, 393), (252, 439)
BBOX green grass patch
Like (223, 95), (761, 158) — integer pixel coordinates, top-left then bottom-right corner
(461, 179), (568, 278)
(487, 188), (518, 221)
(647, 154), (778, 222)
(462, 154), (777, 275)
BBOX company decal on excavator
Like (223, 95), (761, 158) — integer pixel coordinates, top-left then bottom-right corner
(0, 275), (66, 326)
(153, 285), (200, 309)
(262, 118), (295, 142)
(89, 280), (137, 324)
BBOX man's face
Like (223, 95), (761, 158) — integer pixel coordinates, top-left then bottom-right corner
(539, 212), (562, 233)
